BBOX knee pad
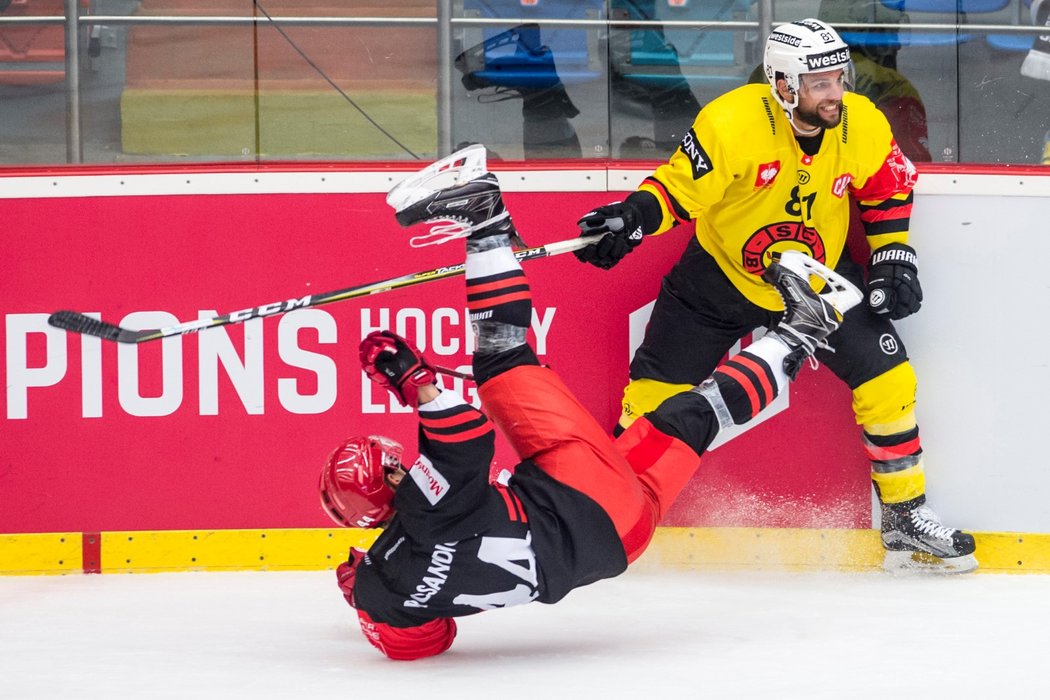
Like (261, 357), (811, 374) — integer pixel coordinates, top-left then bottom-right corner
(851, 362), (917, 427)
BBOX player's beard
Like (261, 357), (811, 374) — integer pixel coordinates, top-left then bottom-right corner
(794, 100), (843, 131)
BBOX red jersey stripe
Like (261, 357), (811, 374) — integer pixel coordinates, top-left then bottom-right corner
(496, 485), (528, 523)
(420, 410), (484, 429)
(646, 177), (690, 226)
(511, 490), (527, 522)
(496, 486), (519, 521)
(423, 422), (494, 444)
(860, 205), (912, 223)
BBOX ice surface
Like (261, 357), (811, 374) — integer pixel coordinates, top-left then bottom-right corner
(1, 568), (1047, 698)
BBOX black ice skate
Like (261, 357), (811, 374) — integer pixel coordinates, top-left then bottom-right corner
(386, 144), (525, 247)
(881, 495), (978, 574)
(762, 251), (862, 378)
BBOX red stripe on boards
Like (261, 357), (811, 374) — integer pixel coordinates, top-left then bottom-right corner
(82, 532), (101, 574)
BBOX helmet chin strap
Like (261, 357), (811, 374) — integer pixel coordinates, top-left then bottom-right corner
(790, 116), (822, 137)
(772, 83), (821, 137)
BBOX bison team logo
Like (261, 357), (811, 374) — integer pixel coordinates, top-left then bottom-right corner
(742, 222), (827, 274)
(831, 173), (854, 198)
(887, 142), (918, 189)
(754, 161), (781, 188)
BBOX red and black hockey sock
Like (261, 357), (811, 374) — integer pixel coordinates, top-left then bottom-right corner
(646, 349), (781, 456)
(710, 349), (781, 425)
(467, 268), (532, 329)
(466, 246), (532, 356)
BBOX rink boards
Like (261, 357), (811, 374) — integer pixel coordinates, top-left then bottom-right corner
(3, 162), (1050, 573)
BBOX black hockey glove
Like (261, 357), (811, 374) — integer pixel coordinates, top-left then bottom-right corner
(867, 243), (922, 320)
(575, 201), (645, 270)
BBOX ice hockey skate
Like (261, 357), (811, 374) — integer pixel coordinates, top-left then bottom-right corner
(762, 251), (863, 377)
(880, 496), (978, 574)
(386, 144), (524, 248)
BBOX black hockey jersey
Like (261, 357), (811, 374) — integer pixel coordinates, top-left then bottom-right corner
(352, 391), (628, 628)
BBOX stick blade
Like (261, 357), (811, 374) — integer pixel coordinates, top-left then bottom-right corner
(49, 311), (128, 342)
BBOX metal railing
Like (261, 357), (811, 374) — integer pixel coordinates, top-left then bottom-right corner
(2, 3), (1046, 163)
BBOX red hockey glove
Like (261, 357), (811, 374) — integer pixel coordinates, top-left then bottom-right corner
(360, 330), (437, 408)
(867, 243), (923, 320)
(336, 547), (369, 608)
(357, 610), (458, 661)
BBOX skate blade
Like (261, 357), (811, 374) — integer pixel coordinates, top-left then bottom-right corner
(775, 250), (864, 315)
(387, 144), (489, 212)
(882, 550), (979, 575)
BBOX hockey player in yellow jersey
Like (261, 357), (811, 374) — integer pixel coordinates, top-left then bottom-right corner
(574, 19), (976, 573)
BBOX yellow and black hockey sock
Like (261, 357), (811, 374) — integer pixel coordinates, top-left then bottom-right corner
(865, 425), (925, 504)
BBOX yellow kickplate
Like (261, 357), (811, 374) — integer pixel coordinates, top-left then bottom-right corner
(636, 527), (886, 573)
(2, 528), (1049, 575)
(637, 528), (1050, 574)
(969, 532), (1050, 572)
(0, 533), (82, 575)
(100, 528), (381, 573)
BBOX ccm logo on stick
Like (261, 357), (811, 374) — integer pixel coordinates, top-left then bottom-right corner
(228, 296), (313, 322)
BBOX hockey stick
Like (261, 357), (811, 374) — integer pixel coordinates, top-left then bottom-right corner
(47, 234), (602, 345)
(432, 365), (474, 382)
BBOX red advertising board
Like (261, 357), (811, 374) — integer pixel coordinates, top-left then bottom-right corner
(1, 183), (869, 533)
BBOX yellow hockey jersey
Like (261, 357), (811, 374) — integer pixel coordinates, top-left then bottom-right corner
(638, 83), (917, 310)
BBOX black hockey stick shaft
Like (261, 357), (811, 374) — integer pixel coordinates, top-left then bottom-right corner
(48, 234), (602, 344)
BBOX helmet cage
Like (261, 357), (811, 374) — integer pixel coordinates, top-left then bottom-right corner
(764, 19), (853, 120)
(319, 435), (404, 529)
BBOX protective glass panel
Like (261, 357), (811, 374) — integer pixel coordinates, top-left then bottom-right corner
(0, 0), (1048, 165)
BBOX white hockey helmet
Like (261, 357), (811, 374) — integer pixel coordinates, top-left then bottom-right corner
(763, 19), (853, 116)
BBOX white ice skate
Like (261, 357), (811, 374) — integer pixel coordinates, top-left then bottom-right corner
(771, 250), (864, 320)
(386, 144), (523, 247)
(762, 251), (863, 378)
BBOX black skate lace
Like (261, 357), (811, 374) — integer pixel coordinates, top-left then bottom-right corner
(910, 505), (956, 541)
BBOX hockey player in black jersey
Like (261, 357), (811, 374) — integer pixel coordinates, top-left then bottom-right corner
(319, 145), (862, 661)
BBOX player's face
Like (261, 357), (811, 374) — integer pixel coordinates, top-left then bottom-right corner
(385, 465), (406, 489)
(794, 69), (846, 130)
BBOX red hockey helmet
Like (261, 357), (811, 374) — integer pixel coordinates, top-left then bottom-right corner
(319, 435), (404, 528)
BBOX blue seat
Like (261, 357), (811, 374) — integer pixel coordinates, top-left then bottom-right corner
(611, 0), (752, 89)
(458, 0), (604, 88)
(882, 0), (1009, 12)
(841, 30), (975, 47)
(986, 0), (1035, 53)
(844, 0), (1010, 49)
(986, 33), (1035, 51)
